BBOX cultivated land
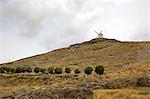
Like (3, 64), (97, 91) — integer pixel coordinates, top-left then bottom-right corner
(0, 38), (150, 99)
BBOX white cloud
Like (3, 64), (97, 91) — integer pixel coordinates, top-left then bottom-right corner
(0, 0), (149, 63)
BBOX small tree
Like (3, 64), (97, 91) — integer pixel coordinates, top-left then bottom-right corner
(65, 67), (71, 73)
(95, 65), (104, 75)
(47, 67), (55, 74)
(34, 67), (40, 73)
(84, 67), (93, 75)
(5, 67), (10, 73)
(55, 68), (62, 74)
(75, 69), (80, 74)
(39, 68), (46, 73)
(9, 68), (16, 73)
(16, 67), (24, 73)
(0, 67), (6, 73)
(24, 67), (32, 73)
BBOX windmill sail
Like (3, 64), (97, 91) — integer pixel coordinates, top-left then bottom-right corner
(95, 30), (103, 38)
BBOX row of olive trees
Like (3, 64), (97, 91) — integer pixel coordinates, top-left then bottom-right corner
(0, 65), (104, 75)
(84, 66), (104, 75)
(0, 66), (32, 73)
(34, 67), (81, 74)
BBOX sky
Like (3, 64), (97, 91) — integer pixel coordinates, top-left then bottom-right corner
(0, 0), (150, 63)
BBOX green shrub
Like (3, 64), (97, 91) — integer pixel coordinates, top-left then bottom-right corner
(65, 67), (71, 73)
(84, 67), (93, 75)
(74, 69), (80, 74)
(95, 65), (104, 75)
(34, 67), (40, 73)
(16, 67), (24, 73)
(39, 68), (46, 73)
(9, 68), (16, 73)
(0, 67), (6, 73)
(15, 67), (32, 73)
(55, 68), (62, 74)
(47, 67), (55, 74)
(5, 67), (10, 73)
(25, 67), (32, 73)
(0, 67), (17, 73)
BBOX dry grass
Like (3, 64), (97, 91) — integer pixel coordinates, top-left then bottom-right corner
(91, 88), (150, 99)
(0, 38), (149, 98)
(0, 86), (41, 95)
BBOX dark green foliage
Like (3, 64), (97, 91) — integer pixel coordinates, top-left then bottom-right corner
(4, 67), (10, 73)
(47, 67), (55, 74)
(25, 67), (32, 73)
(39, 68), (46, 73)
(16, 67), (24, 73)
(34, 67), (40, 73)
(55, 68), (62, 74)
(95, 65), (104, 75)
(9, 68), (16, 73)
(84, 67), (93, 75)
(0, 67), (16, 73)
(15, 66), (32, 73)
(74, 69), (80, 74)
(65, 67), (71, 73)
(0, 67), (6, 73)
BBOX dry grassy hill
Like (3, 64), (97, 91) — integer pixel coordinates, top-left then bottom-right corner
(1, 38), (150, 68)
(0, 38), (150, 99)
(0, 38), (150, 77)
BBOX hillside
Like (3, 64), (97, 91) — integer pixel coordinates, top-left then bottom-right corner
(1, 38), (150, 68)
(0, 38), (150, 77)
(0, 38), (150, 99)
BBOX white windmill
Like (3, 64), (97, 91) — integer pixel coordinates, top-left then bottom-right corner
(95, 30), (103, 38)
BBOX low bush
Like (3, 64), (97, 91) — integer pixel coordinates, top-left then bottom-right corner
(25, 67), (32, 73)
(9, 68), (16, 73)
(47, 67), (55, 74)
(16, 67), (24, 73)
(34, 67), (40, 73)
(84, 67), (93, 75)
(55, 68), (62, 74)
(39, 68), (46, 73)
(65, 67), (71, 73)
(0, 67), (6, 73)
(95, 65), (104, 75)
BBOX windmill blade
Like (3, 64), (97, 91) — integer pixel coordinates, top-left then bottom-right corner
(95, 31), (99, 34)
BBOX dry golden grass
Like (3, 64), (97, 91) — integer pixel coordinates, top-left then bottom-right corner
(0, 86), (41, 95)
(0, 38), (149, 98)
(0, 38), (149, 69)
(91, 88), (150, 99)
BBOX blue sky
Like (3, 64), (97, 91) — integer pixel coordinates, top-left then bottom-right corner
(0, 0), (150, 63)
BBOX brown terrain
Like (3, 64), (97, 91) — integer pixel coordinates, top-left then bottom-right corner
(0, 38), (150, 99)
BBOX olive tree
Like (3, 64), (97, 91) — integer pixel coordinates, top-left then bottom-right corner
(95, 65), (104, 75)
(65, 67), (71, 73)
(55, 68), (62, 74)
(47, 67), (55, 74)
(84, 67), (93, 75)
(34, 67), (40, 73)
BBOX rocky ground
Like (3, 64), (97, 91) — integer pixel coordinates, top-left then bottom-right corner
(0, 74), (149, 99)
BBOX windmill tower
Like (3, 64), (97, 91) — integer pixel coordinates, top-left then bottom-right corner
(95, 30), (103, 38)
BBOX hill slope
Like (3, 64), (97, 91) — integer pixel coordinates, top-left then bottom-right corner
(1, 38), (150, 78)
(1, 38), (149, 68)
(0, 38), (150, 98)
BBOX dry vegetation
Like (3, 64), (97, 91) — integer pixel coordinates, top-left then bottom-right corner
(0, 38), (150, 98)
(91, 88), (150, 99)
